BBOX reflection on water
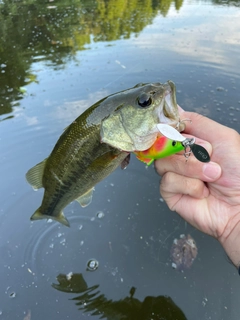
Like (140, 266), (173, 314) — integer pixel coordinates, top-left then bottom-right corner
(0, 0), (183, 115)
(53, 273), (187, 320)
(1, 0), (239, 118)
(212, 0), (240, 6)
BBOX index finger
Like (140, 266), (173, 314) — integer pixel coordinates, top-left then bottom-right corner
(179, 110), (230, 143)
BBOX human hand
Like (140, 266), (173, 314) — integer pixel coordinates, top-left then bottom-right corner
(155, 110), (240, 267)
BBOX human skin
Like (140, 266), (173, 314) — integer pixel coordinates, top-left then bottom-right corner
(155, 110), (240, 269)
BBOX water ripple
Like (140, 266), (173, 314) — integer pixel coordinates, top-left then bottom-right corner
(23, 213), (101, 278)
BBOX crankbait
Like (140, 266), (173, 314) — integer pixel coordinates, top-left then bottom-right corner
(134, 124), (210, 165)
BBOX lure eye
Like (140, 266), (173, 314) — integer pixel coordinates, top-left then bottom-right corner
(172, 141), (177, 146)
(137, 93), (152, 107)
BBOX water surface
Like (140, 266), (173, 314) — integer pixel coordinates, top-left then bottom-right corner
(0, 0), (240, 319)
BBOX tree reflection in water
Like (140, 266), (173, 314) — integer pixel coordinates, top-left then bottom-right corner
(52, 273), (187, 320)
(0, 0), (183, 117)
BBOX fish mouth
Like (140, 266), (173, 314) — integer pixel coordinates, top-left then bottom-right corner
(158, 81), (179, 126)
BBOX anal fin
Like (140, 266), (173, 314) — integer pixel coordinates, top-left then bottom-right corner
(76, 188), (94, 207)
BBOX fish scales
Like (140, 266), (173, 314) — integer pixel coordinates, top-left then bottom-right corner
(40, 106), (128, 225)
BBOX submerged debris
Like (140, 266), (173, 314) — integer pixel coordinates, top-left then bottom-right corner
(23, 310), (31, 320)
(170, 234), (198, 271)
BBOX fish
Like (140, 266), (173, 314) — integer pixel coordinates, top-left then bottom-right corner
(134, 134), (185, 165)
(26, 81), (184, 226)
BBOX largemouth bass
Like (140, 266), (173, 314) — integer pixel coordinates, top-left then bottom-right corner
(26, 81), (184, 226)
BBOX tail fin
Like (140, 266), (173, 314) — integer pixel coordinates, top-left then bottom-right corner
(30, 207), (70, 227)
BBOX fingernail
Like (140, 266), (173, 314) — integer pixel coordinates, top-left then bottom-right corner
(203, 162), (221, 180)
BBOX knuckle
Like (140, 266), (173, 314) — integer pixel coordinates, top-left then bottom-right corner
(185, 177), (202, 196)
(161, 172), (174, 186)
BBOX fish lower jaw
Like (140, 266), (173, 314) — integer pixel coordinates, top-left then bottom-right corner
(131, 133), (158, 152)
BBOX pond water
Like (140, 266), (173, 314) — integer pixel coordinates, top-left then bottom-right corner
(0, 0), (240, 319)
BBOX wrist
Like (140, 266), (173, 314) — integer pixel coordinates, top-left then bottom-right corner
(219, 215), (240, 269)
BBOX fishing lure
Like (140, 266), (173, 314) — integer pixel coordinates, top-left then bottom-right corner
(134, 135), (184, 165)
(134, 124), (210, 165)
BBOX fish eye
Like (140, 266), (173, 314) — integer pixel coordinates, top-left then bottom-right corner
(137, 93), (152, 108)
(172, 141), (177, 146)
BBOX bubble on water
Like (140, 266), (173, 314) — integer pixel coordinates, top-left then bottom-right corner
(9, 292), (16, 298)
(60, 238), (66, 245)
(111, 267), (118, 276)
(96, 211), (104, 219)
(87, 259), (99, 271)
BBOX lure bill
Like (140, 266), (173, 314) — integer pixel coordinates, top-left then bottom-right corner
(134, 124), (210, 165)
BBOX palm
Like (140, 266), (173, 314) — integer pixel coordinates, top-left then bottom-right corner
(169, 189), (235, 239)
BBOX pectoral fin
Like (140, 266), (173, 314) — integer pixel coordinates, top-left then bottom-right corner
(26, 158), (47, 190)
(76, 188), (94, 207)
(121, 154), (130, 169)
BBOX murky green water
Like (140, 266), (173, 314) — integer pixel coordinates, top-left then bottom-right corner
(0, 0), (240, 319)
